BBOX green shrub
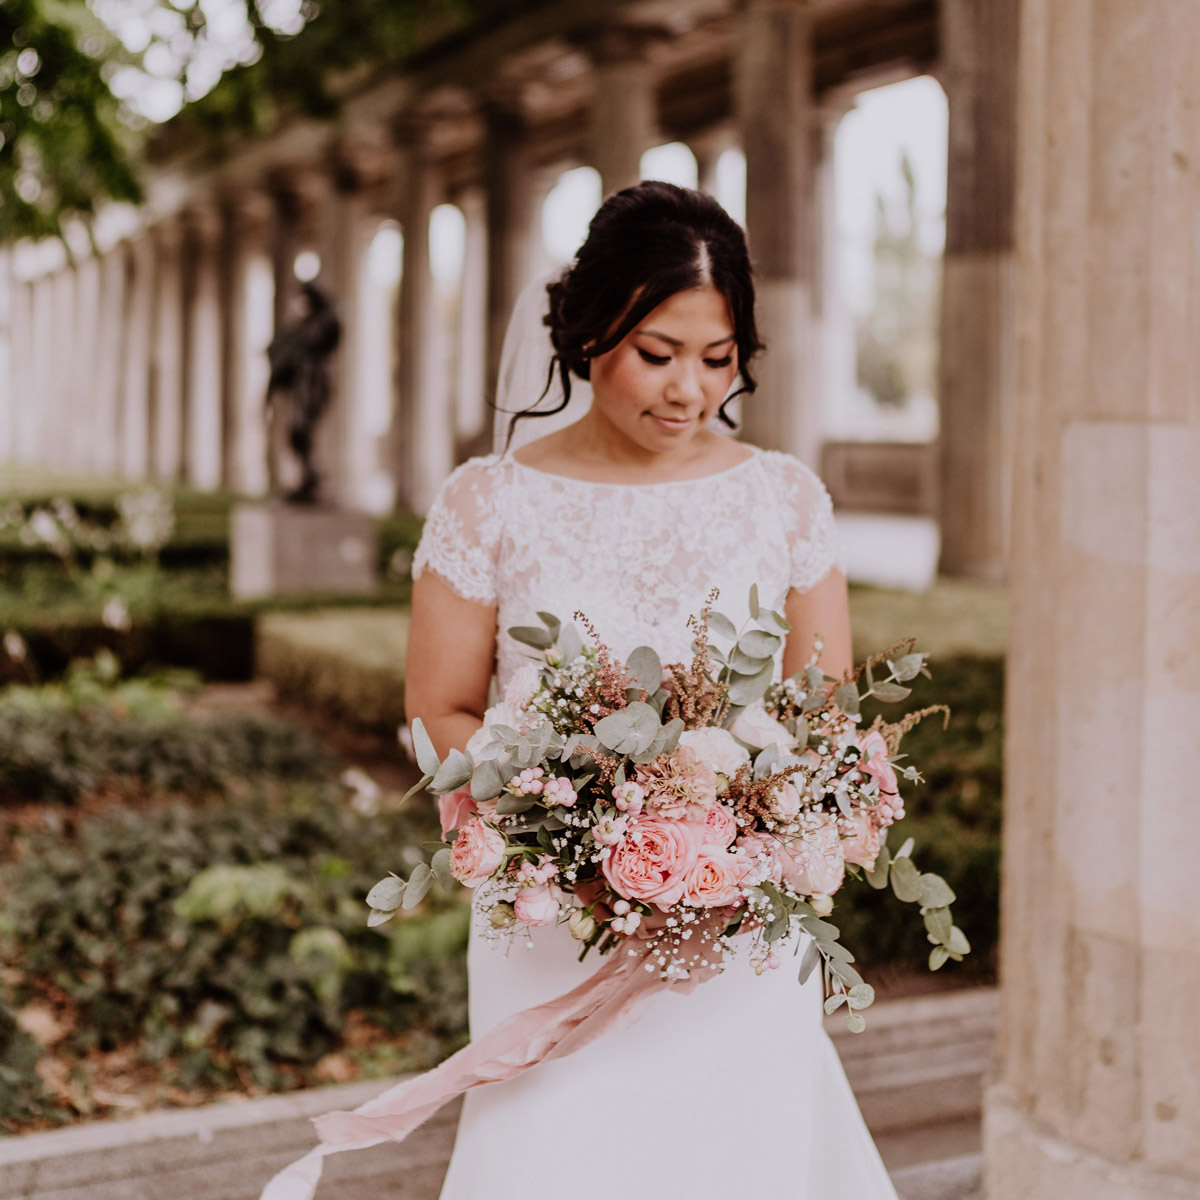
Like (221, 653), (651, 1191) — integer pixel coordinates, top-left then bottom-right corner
(0, 788), (468, 1125)
(0, 1002), (61, 1125)
(834, 655), (1004, 980)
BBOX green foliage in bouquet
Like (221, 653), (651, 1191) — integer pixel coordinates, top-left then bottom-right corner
(0, 788), (467, 1125)
(370, 587), (970, 1031)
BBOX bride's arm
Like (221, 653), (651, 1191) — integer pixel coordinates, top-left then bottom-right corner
(781, 568), (853, 682)
(406, 571), (497, 758)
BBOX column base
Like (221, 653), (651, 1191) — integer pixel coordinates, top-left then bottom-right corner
(983, 1088), (1200, 1199)
(231, 502), (378, 600)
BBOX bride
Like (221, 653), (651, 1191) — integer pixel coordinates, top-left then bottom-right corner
(409, 181), (898, 1198)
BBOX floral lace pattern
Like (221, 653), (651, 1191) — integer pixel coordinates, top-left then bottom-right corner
(413, 448), (841, 689)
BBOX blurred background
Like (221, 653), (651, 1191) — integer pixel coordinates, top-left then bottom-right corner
(0, 3), (1194, 1200)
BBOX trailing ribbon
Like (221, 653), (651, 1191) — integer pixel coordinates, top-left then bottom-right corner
(260, 944), (709, 1200)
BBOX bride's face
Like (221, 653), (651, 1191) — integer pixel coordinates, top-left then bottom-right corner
(587, 285), (739, 455)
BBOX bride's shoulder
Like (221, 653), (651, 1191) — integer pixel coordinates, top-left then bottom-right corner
(746, 446), (831, 497)
(431, 453), (513, 504)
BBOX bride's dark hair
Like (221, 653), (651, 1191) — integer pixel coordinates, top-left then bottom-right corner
(505, 180), (763, 447)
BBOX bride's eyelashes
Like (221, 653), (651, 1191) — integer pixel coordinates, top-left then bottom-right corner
(635, 348), (734, 369)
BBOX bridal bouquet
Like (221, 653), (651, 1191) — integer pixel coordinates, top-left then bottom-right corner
(369, 587), (967, 1030)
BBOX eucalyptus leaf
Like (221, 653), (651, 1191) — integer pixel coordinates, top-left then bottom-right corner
(409, 719), (441, 777)
(660, 717), (685, 754)
(798, 937), (821, 984)
(895, 837), (915, 859)
(430, 848), (454, 890)
(739, 629), (781, 659)
(627, 646), (663, 693)
(871, 681), (912, 703)
(864, 844), (891, 890)
(833, 682), (861, 716)
(765, 912), (790, 942)
(496, 793), (537, 815)
(401, 772), (434, 805)
(918, 874), (957, 909)
(557, 623), (584, 664)
(365, 875), (405, 911)
(821, 940), (856, 964)
(923, 905), (953, 944)
(367, 908), (394, 928)
(470, 759), (504, 802)
(757, 609), (791, 634)
(889, 855), (923, 903)
(535, 611), (562, 637)
(798, 916), (842, 942)
(508, 625), (553, 650)
(823, 993), (847, 1014)
(749, 583), (760, 619)
(805, 666), (824, 693)
(728, 663), (775, 707)
(847, 983), (875, 1011)
(792, 717), (809, 744)
(431, 749), (473, 794)
(929, 945), (950, 971)
(947, 926), (971, 955)
(844, 1012), (866, 1034)
(828, 960), (864, 989)
(595, 701), (661, 755)
(892, 653), (925, 682)
(402, 863), (433, 910)
(800, 692), (826, 714)
(707, 611), (738, 641)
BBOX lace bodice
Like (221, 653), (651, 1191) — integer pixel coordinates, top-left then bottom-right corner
(413, 448), (841, 690)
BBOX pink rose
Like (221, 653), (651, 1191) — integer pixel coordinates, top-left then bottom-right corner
(729, 703), (795, 753)
(602, 816), (706, 907)
(778, 813), (845, 897)
(438, 788), (477, 839)
(681, 849), (747, 907)
(449, 818), (506, 887)
(770, 782), (802, 822)
(514, 884), (564, 927)
(701, 803), (738, 848)
(858, 730), (899, 802)
(842, 808), (882, 870)
(736, 834), (783, 884)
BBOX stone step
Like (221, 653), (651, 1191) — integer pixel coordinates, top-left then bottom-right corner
(0, 987), (998, 1200)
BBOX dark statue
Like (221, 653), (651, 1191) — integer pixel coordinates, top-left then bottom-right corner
(265, 281), (342, 504)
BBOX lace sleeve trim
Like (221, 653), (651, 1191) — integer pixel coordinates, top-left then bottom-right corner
(411, 457), (501, 607)
(760, 451), (842, 594)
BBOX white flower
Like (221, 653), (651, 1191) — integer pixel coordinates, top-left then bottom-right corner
(503, 663), (542, 711)
(729, 702), (796, 753)
(466, 701), (526, 760)
(678, 728), (750, 778)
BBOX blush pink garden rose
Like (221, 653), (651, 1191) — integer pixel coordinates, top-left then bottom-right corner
(769, 781), (802, 822)
(701, 802), (739, 848)
(778, 812), (845, 897)
(735, 834), (784, 885)
(449, 818), (506, 887)
(681, 849), (748, 908)
(513, 883), (565, 927)
(841, 808), (882, 870)
(858, 730), (900, 803)
(678, 728), (750, 778)
(438, 788), (477, 839)
(602, 817), (706, 907)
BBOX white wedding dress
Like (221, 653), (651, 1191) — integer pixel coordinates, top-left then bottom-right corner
(413, 446), (899, 1200)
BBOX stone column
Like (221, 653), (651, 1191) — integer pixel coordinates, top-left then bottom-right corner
(120, 236), (154, 480)
(690, 128), (731, 197)
(586, 28), (658, 196)
(936, 0), (1020, 583)
(481, 95), (545, 432)
(736, 0), (819, 465)
(7, 274), (34, 465)
(983, 4), (1200, 1197)
(394, 123), (454, 513)
(150, 221), (186, 483)
(182, 206), (224, 491)
(0, 251), (12, 465)
(455, 186), (490, 457)
(221, 191), (274, 496)
(92, 249), (126, 476)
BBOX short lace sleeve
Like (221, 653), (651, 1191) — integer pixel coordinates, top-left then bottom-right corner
(412, 457), (502, 606)
(761, 451), (841, 593)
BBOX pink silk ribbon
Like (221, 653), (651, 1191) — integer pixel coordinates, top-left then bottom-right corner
(260, 944), (707, 1200)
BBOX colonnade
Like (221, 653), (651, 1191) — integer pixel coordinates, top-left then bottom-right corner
(0, 0), (1016, 583)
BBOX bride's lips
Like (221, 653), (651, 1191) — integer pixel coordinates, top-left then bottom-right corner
(647, 413), (694, 432)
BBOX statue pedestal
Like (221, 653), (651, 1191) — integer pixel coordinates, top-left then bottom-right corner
(231, 503), (378, 600)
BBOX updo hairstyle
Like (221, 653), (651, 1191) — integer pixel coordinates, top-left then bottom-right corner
(505, 180), (763, 445)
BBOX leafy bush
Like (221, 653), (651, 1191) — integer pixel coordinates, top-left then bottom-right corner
(0, 788), (468, 1127)
(834, 655), (1003, 980)
(0, 656), (332, 804)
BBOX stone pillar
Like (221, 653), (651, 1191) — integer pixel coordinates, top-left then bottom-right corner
(690, 128), (731, 197)
(983, 4), (1200, 1197)
(92, 249), (126, 476)
(150, 221), (186, 483)
(586, 28), (657, 196)
(0, 251), (12, 465)
(182, 206), (224, 491)
(27, 273), (56, 467)
(66, 256), (99, 472)
(120, 236), (154, 480)
(455, 186), (490, 456)
(736, 0), (819, 465)
(936, 0), (1020, 583)
(221, 191), (274, 496)
(394, 124), (454, 513)
(7, 274), (34, 465)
